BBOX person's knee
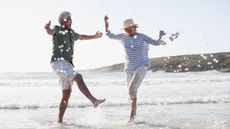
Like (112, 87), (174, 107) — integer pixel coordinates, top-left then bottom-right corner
(74, 74), (83, 84)
(129, 88), (137, 100)
(64, 93), (70, 100)
(62, 90), (71, 103)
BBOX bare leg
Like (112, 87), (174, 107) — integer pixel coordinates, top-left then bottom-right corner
(128, 96), (137, 123)
(58, 90), (71, 123)
(74, 74), (105, 107)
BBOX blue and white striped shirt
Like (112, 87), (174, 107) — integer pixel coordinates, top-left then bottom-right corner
(107, 32), (161, 70)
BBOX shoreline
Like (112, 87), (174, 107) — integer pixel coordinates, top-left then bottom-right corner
(1, 103), (229, 129)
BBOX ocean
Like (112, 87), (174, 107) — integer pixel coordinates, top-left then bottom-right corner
(0, 71), (229, 129)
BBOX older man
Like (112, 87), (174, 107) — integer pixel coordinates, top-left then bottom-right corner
(44, 11), (105, 123)
(104, 16), (166, 122)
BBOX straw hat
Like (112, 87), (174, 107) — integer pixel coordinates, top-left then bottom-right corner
(123, 19), (138, 29)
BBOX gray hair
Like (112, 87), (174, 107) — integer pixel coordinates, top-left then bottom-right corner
(58, 11), (71, 24)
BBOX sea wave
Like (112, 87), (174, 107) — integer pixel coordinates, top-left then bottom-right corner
(1, 100), (229, 110)
(1, 76), (229, 87)
(1, 71), (230, 87)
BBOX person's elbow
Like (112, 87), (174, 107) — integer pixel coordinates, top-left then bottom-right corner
(78, 35), (87, 40)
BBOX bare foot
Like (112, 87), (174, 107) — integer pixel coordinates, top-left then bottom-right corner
(93, 98), (106, 108)
(128, 118), (134, 124)
(128, 116), (136, 123)
(58, 122), (68, 128)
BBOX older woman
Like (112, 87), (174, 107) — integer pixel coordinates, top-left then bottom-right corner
(104, 15), (166, 122)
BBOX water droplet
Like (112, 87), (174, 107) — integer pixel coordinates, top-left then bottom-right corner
(177, 65), (182, 68)
(207, 62), (212, 65)
(60, 69), (64, 73)
(185, 68), (189, 71)
(59, 31), (66, 35)
(213, 58), (219, 63)
(59, 45), (64, 48)
(201, 55), (207, 60)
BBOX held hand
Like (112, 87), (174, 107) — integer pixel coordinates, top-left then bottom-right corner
(44, 20), (51, 30)
(95, 31), (103, 38)
(159, 30), (166, 40)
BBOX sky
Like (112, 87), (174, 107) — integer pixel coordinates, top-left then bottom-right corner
(0, 0), (229, 72)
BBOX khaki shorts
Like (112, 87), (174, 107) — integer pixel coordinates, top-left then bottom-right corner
(125, 65), (148, 98)
(51, 60), (78, 91)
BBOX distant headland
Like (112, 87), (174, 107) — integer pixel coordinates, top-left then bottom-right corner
(91, 52), (230, 72)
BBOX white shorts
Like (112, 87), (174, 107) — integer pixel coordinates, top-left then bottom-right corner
(51, 60), (78, 91)
(125, 65), (148, 98)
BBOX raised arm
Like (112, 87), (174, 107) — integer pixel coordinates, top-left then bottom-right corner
(78, 31), (103, 40)
(158, 30), (166, 40)
(44, 21), (55, 36)
(158, 30), (166, 45)
(104, 15), (110, 34)
(103, 15), (123, 40)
